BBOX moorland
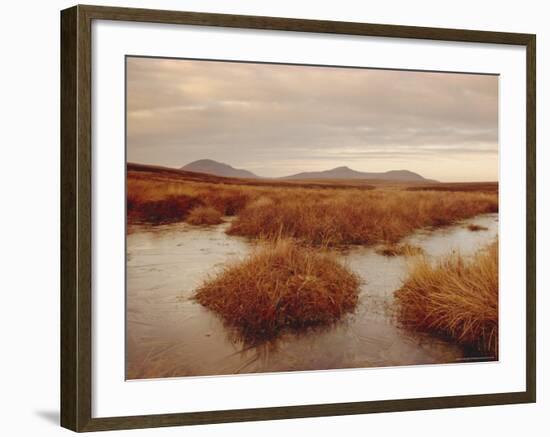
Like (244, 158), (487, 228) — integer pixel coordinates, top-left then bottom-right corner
(127, 162), (498, 357)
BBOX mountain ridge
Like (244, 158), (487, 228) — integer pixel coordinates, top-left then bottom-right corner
(181, 159), (436, 182)
(181, 159), (258, 179)
(281, 166), (433, 182)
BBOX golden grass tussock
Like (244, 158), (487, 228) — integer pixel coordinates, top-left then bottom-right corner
(204, 190), (251, 216)
(228, 190), (498, 246)
(194, 239), (360, 342)
(186, 206), (223, 226)
(376, 243), (424, 257)
(394, 242), (498, 356)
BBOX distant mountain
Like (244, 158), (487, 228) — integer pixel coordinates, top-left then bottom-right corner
(181, 160), (434, 182)
(181, 159), (258, 179)
(281, 166), (433, 182)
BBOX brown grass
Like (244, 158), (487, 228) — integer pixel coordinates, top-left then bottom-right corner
(127, 173), (254, 224)
(194, 239), (360, 342)
(128, 195), (202, 224)
(228, 190), (498, 246)
(406, 182), (498, 193)
(467, 224), (489, 232)
(376, 243), (424, 257)
(127, 164), (498, 246)
(186, 206), (223, 226)
(394, 242), (498, 356)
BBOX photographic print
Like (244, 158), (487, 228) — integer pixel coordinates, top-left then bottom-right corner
(125, 56), (499, 379)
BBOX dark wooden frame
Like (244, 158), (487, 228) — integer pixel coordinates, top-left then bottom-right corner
(61, 4), (536, 432)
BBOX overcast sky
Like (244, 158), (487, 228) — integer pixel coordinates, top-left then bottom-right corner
(127, 57), (498, 182)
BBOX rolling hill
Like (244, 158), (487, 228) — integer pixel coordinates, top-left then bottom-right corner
(281, 166), (433, 182)
(180, 160), (435, 183)
(181, 159), (258, 179)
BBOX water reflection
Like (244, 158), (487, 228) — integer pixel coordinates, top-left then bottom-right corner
(126, 214), (498, 379)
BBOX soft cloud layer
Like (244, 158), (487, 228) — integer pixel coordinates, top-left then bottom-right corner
(127, 57), (498, 182)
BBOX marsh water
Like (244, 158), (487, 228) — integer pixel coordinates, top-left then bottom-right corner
(126, 214), (498, 379)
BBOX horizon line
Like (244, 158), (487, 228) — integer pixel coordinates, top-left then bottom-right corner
(127, 161), (499, 184)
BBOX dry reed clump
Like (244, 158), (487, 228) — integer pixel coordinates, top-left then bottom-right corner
(228, 190), (498, 246)
(203, 190), (251, 216)
(128, 195), (203, 224)
(194, 239), (360, 342)
(376, 243), (424, 257)
(186, 206), (224, 226)
(127, 175), (261, 224)
(394, 242), (498, 356)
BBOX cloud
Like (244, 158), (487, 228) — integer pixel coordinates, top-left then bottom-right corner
(126, 57), (498, 181)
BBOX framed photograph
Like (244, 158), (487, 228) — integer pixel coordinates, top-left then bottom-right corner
(60, 4), (536, 432)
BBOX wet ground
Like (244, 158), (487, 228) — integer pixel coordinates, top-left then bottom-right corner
(126, 214), (498, 379)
